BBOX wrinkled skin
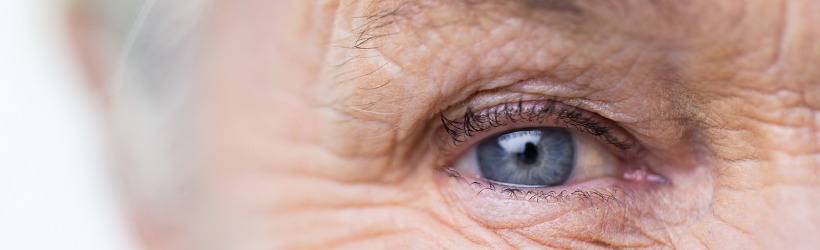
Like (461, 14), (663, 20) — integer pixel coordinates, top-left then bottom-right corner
(79, 0), (820, 249)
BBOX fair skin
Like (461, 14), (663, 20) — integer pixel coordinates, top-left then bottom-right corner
(76, 0), (820, 249)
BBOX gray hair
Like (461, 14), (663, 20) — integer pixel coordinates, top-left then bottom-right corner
(81, 0), (212, 218)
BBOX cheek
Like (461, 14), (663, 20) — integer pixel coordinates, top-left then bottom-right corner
(197, 131), (469, 248)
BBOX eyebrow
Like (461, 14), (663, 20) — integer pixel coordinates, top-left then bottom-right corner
(365, 0), (587, 23)
(338, 0), (600, 90)
(518, 0), (583, 14)
(335, 0), (599, 110)
(348, 0), (588, 52)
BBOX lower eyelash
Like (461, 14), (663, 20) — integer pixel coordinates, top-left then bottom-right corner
(439, 99), (635, 150)
(443, 167), (632, 206)
(439, 166), (663, 245)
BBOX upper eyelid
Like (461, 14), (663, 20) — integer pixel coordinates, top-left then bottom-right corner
(430, 98), (644, 171)
(438, 99), (637, 151)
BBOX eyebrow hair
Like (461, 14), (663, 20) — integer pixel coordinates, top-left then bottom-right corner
(334, 0), (596, 110)
(519, 0), (583, 14)
(337, 0), (599, 88)
(348, 0), (587, 52)
(365, 0), (587, 23)
(349, 1), (412, 50)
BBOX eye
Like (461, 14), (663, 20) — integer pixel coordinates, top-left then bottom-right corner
(436, 99), (669, 239)
(440, 100), (638, 189)
(452, 126), (621, 188)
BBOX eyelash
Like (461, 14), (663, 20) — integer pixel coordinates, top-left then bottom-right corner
(443, 165), (632, 205)
(439, 99), (635, 150)
(434, 99), (646, 203)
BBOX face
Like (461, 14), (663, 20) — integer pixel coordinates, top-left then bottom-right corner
(83, 0), (820, 248)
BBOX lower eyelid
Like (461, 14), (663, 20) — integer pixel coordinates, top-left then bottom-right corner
(438, 168), (634, 226)
(435, 168), (663, 245)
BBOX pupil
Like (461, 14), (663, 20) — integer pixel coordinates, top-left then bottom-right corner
(518, 142), (539, 165)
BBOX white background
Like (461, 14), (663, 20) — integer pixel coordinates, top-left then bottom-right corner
(0, 0), (138, 249)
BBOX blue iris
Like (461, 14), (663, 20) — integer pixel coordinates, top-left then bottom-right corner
(476, 128), (575, 187)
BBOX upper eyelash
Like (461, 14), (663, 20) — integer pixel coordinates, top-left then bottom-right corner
(439, 99), (635, 150)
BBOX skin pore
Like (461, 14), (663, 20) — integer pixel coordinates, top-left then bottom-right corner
(77, 0), (820, 249)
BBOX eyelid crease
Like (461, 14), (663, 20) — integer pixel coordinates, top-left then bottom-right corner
(437, 99), (639, 157)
